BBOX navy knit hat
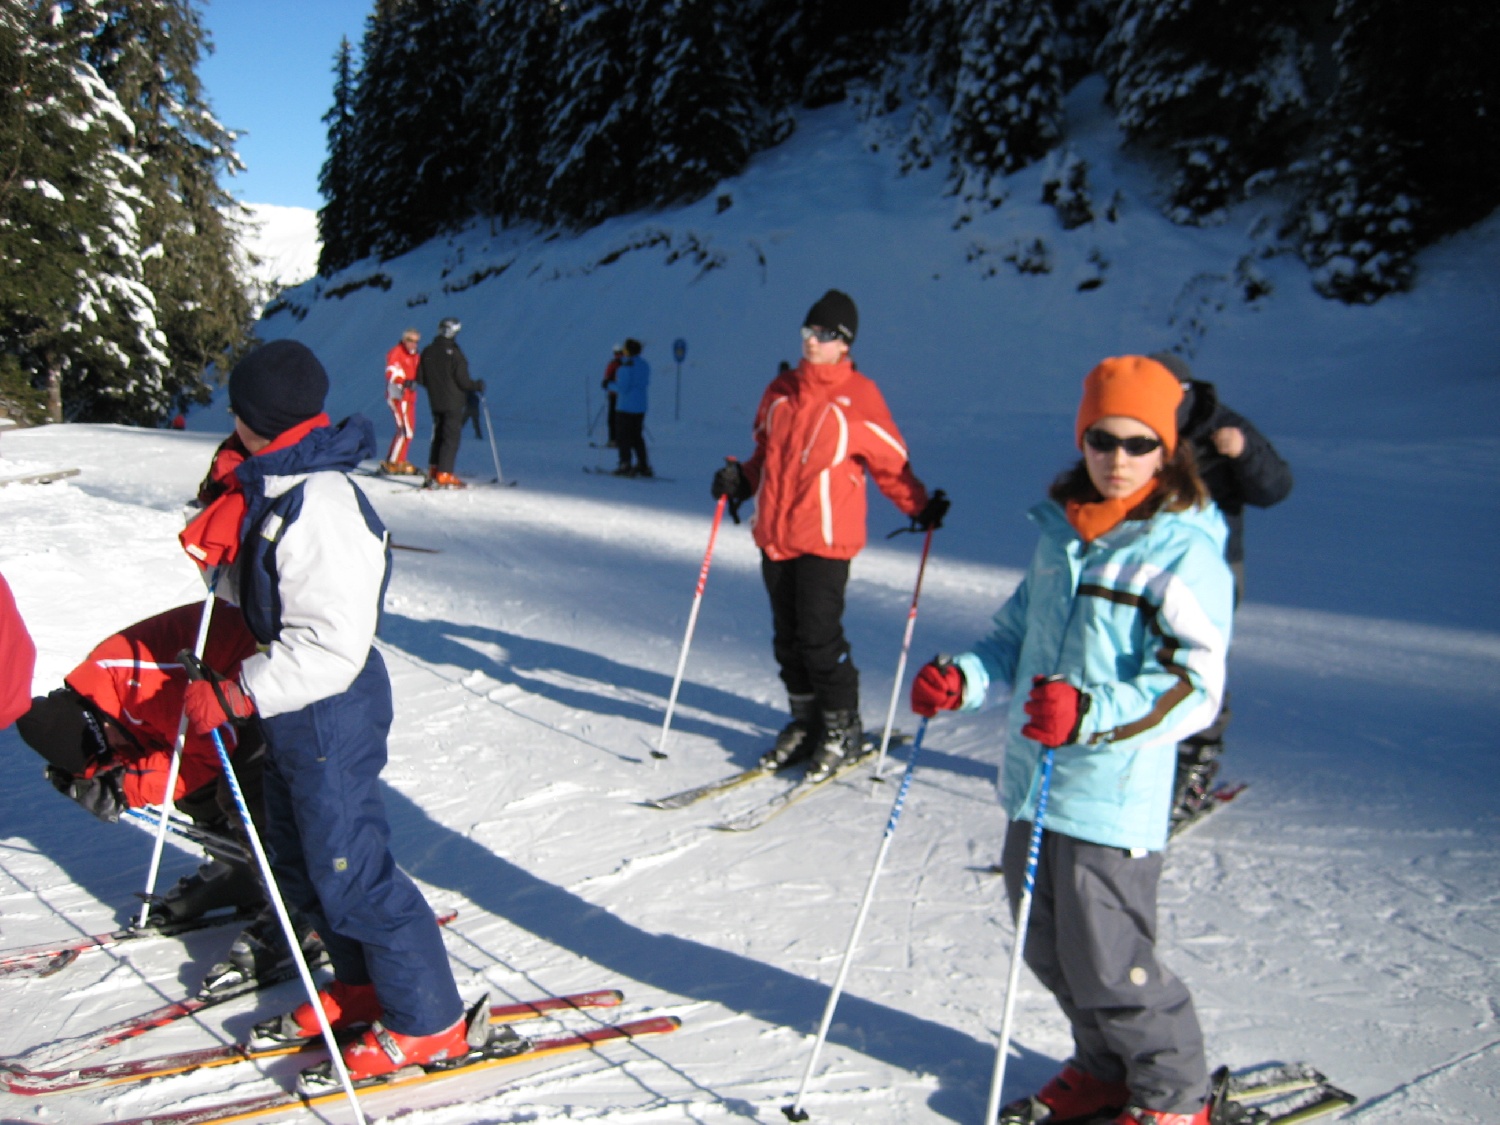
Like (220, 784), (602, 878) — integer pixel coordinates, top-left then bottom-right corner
(228, 340), (329, 440)
(804, 289), (858, 343)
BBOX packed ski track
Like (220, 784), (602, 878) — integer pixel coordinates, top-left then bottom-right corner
(3, 86), (1499, 1123)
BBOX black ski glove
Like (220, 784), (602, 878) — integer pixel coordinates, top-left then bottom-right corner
(888, 489), (950, 538)
(47, 764), (127, 823)
(711, 459), (752, 523)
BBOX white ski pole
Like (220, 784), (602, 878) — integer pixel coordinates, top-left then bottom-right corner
(479, 393), (504, 484)
(654, 494), (728, 760)
(201, 716), (369, 1125)
(871, 524), (936, 782)
(137, 585), (217, 928)
(984, 747), (1057, 1125)
(783, 716), (931, 1122)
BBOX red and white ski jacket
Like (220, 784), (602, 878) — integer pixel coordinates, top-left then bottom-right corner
(742, 358), (928, 562)
(65, 600), (260, 806)
(385, 342), (420, 395)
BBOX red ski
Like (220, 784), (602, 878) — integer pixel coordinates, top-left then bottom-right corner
(1, 988), (624, 1096)
(49, 1015), (682, 1125)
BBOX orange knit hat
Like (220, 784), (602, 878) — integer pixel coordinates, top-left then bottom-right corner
(1075, 355), (1184, 455)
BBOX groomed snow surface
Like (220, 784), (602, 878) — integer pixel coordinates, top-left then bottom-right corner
(2, 83), (1498, 1123)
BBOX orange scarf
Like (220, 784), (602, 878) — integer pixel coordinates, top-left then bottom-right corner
(179, 415), (330, 569)
(1065, 479), (1159, 543)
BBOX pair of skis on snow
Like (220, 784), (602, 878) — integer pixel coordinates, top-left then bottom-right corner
(0, 987), (678, 1125)
(645, 730), (912, 832)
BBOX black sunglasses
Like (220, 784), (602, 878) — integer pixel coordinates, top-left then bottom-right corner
(801, 325), (843, 344)
(1084, 429), (1163, 456)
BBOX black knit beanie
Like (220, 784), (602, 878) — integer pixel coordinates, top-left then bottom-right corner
(1149, 351), (1198, 429)
(804, 290), (858, 343)
(228, 340), (329, 440)
(16, 689), (104, 775)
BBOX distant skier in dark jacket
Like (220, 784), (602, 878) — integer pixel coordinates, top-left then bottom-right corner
(416, 317), (485, 489)
(1151, 353), (1293, 829)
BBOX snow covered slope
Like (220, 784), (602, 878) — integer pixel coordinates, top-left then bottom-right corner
(1, 80), (1497, 1122)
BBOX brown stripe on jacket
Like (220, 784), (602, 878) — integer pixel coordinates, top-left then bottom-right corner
(1076, 583), (1195, 744)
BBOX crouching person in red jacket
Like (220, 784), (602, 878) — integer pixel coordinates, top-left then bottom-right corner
(15, 599), (267, 928)
(712, 290), (948, 781)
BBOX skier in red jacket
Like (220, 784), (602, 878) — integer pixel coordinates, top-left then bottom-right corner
(712, 290), (948, 780)
(14, 600), (268, 926)
(380, 328), (423, 475)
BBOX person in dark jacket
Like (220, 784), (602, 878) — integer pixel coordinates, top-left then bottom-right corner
(181, 340), (468, 1086)
(416, 317), (485, 489)
(1151, 353), (1293, 829)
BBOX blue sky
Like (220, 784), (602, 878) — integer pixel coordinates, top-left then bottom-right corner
(198, 0), (372, 210)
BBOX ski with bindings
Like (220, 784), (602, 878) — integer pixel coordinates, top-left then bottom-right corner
(18, 910), (458, 1066)
(644, 763), (773, 810)
(1170, 781), (1248, 839)
(44, 1015), (682, 1125)
(649, 731), (910, 813)
(0, 910), (254, 981)
(1, 988), (626, 1096)
(1214, 1063), (1357, 1125)
(713, 731), (910, 833)
(997, 1065), (1354, 1125)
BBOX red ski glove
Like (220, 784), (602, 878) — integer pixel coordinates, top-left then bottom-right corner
(1021, 675), (1086, 747)
(910, 658), (964, 717)
(184, 674), (254, 734)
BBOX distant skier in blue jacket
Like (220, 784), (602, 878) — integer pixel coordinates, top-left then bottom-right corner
(911, 356), (1234, 1125)
(182, 340), (468, 1088)
(612, 338), (652, 477)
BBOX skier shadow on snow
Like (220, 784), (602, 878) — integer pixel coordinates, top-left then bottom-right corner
(381, 784), (1044, 1122)
(377, 612), (1000, 784)
(379, 611), (788, 765)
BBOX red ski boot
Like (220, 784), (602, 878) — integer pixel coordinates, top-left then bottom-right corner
(253, 979), (381, 1044)
(998, 1063), (1131, 1123)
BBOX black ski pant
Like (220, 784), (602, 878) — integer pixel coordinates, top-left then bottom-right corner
(428, 408), (464, 474)
(606, 391), (619, 445)
(615, 411), (649, 472)
(761, 553), (858, 714)
(1001, 821), (1208, 1115)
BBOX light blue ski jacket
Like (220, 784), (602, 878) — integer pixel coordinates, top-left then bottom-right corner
(954, 499), (1234, 851)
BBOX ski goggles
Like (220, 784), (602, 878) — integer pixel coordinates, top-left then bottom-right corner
(1083, 429), (1164, 457)
(801, 325), (844, 344)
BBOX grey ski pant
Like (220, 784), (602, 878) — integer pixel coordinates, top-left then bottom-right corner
(1001, 821), (1209, 1114)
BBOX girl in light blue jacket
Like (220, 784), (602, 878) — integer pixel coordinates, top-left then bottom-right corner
(911, 356), (1234, 1125)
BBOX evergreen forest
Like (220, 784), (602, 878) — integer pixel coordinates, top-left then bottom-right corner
(3, 0), (1496, 425)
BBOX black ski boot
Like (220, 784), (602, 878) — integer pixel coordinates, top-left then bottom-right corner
(805, 709), (863, 782)
(201, 904), (324, 996)
(759, 694), (821, 769)
(1171, 737), (1224, 831)
(144, 859), (262, 927)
